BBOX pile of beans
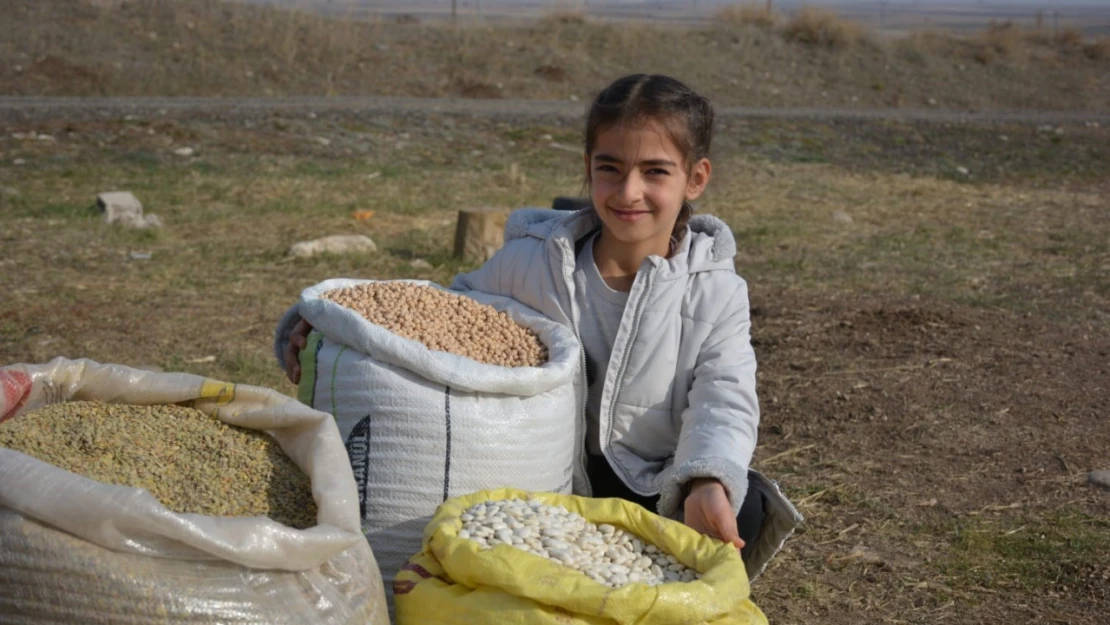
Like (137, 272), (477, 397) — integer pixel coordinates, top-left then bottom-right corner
(322, 282), (548, 368)
(0, 401), (317, 529)
(456, 498), (700, 587)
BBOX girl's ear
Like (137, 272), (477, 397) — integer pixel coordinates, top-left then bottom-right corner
(685, 157), (712, 201)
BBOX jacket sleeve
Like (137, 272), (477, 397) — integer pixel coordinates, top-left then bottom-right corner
(658, 280), (759, 520)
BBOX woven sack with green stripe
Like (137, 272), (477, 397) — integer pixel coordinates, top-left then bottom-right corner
(293, 278), (580, 611)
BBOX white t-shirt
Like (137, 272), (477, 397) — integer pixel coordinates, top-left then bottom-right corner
(573, 233), (630, 456)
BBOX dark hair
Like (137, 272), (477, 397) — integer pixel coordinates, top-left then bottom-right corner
(584, 74), (715, 243)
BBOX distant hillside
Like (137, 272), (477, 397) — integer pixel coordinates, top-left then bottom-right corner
(2, 0), (1106, 111)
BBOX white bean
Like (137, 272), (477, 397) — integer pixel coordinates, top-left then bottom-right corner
(455, 498), (701, 588)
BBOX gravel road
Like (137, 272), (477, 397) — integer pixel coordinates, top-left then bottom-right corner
(2, 96), (1108, 126)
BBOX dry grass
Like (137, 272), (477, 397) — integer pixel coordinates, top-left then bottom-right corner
(539, 10), (589, 27)
(715, 3), (777, 30)
(1, 0), (1108, 111)
(780, 7), (865, 49)
(1085, 37), (1110, 61)
(962, 21), (1107, 64)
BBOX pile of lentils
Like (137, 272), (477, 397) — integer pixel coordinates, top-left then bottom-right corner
(322, 282), (548, 368)
(0, 401), (317, 529)
(456, 498), (700, 587)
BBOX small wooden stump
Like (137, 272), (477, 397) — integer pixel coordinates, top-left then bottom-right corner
(454, 207), (509, 263)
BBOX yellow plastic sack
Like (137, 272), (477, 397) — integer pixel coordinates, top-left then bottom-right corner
(394, 488), (768, 625)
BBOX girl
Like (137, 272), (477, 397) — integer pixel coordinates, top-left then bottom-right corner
(279, 74), (801, 578)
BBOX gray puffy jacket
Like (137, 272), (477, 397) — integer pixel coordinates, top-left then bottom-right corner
(450, 208), (802, 579)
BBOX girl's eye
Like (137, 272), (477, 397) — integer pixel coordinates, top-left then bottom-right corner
(595, 165), (619, 173)
(646, 168), (669, 176)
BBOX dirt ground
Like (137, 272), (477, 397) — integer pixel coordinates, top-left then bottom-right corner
(0, 104), (1107, 624)
(751, 294), (1109, 623)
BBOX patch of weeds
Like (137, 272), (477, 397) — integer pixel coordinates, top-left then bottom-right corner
(941, 513), (1110, 593)
(103, 224), (163, 246)
(752, 253), (812, 278)
(20, 201), (95, 220)
(0, 320), (21, 344)
(219, 349), (287, 389)
(375, 163), (412, 179)
(290, 160), (355, 179)
(793, 581), (817, 599)
(190, 161), (220, 175)
(118, 150), (162, 169)
(789, 152), (829, 164)
(384, 228), (469, 272)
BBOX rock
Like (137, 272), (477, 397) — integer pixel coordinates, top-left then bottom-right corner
(956, 166), (970, 176)
(409, 258), (433, 270)
(12, 158), (26, 166)
(315, 136), (331, 146)
(97, 191), (163, 229)
(832, 210), (854, 224)
(1089, 470), (1110, 491)
(97, 191), (144, 225)
(173, 146), (195, 157)
(0, 186), (19, 198)
(288, 234), (377, 258)
(128, 251), (152, 261)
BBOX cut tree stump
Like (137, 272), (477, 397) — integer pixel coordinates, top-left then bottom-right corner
(454, 207), (509, 263)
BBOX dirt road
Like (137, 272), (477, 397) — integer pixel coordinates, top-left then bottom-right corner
(2, 96), (1108, 125)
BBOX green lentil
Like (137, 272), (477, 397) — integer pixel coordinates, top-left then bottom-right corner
(0, 401), (317, 529)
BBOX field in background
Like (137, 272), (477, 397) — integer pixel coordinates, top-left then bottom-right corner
(262, 0), (1110, 36)
(1, 104), (1107, 623)
(2, 0), (1108, 111)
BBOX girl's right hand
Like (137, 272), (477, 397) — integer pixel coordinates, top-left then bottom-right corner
(684, 478), (746, 551)
(283, 319), (313, 384)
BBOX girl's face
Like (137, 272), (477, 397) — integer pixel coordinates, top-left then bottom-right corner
(586, 118), (710, 254)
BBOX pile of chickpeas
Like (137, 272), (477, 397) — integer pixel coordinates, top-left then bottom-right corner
(322, 282), (548, 368)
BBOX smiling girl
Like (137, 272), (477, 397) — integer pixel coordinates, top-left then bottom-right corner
(280, 74), (800, 577)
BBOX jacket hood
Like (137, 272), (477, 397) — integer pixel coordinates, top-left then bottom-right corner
(504, 208), (737, 275)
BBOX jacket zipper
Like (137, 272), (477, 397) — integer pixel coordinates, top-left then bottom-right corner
(602, 265), (657, 494)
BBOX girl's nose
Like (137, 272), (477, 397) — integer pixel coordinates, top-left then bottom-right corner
(616, 171), (644, 205)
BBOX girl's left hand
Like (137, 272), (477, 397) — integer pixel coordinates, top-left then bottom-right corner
(684, 478), (745, 550)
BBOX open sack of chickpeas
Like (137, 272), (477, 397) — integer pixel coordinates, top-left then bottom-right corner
(394, 488), (768, 625)
(290, 279), (581, 605)
(0, 358), (388, 625)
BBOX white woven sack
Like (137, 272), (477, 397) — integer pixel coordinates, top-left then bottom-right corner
(295, 279), (580, 608)
(0, 358), (389, 625)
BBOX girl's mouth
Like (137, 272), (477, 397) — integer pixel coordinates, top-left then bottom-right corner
(610, 208), (650, 222)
